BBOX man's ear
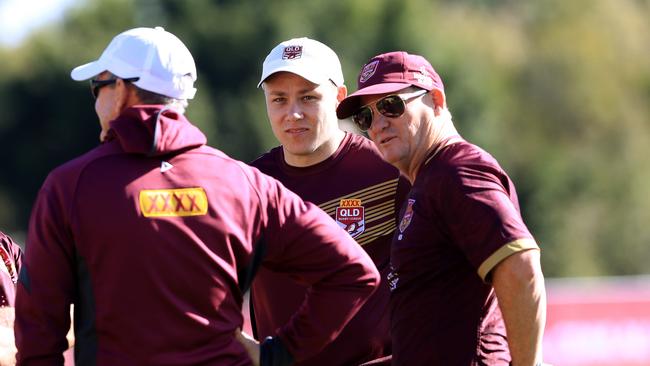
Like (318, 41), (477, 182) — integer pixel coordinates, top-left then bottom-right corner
(431, 88), (446, 115)
(116, 79), (140, 109)
(432, 88), (445, 108)
(336, 85), (348, 102)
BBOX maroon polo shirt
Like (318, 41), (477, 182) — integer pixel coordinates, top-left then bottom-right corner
(389, 140), (539, 365)
(15, 106), (379, 365)
(250, 132), (408, 366)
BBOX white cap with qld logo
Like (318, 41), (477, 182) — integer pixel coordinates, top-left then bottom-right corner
(258, 37), (344, 88)
(70, 27), (197, 100)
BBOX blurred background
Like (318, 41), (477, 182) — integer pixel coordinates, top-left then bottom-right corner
(0, 0), (648, 364)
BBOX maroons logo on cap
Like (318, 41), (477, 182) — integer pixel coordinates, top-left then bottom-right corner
(282, 45), (303, 60)
(359, 60), (379, 83)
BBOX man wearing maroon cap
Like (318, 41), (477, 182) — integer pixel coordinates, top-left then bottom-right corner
(245, 38), (409, 366)
(337, 51), (547, 366)
(15, 28), (380, 366)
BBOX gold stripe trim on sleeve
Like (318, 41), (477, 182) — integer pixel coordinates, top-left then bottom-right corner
(477, 238), (539, 282)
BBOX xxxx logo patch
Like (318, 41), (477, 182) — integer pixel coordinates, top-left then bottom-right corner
(139, 187), (208, 218)
(336, 199), (365, 238)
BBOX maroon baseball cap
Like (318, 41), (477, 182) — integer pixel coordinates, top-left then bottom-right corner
(336, 51), (444, 119)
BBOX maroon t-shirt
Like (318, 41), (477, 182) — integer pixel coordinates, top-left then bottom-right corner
(15, 106), (379, 365)
(390, 140), (538, 366)
(0, 231), (22, 307)
(251, 132), (408, 366)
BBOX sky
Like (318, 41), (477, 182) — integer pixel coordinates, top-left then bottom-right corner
(0, 0), (78, 46)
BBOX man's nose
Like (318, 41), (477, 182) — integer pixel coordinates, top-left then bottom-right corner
(287, 101), (304, 121)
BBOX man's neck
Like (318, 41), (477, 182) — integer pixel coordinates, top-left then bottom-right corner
(404, 109), (459, 183)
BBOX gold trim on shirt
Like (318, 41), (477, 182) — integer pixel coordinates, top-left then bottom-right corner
(478, 238), (539, 282)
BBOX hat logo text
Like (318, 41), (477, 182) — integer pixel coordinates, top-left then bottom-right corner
(282, 45), (303, 60)
(413, 66), (433, 86)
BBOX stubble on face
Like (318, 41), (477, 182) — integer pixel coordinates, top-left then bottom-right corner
(363, 91), (435, 180)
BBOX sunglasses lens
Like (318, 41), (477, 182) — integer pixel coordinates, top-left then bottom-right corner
(377, 95), (405, 117)
(352, 107), (373, 131)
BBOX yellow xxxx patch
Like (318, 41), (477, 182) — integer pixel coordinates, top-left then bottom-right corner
(139, 187), (208, 217)
(339, 199), (362, 207)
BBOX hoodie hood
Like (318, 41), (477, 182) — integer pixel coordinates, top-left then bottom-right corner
(107, 105), (207, 156)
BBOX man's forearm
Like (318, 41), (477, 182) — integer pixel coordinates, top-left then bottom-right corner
(492, 249), (546, 366)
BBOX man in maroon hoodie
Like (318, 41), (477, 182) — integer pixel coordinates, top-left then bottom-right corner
(14, 27), (379, 366)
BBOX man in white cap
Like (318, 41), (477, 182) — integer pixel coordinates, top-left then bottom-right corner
(14, 27), (381, 366)
(245, 37), (409, 366)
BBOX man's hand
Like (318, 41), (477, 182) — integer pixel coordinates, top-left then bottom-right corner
(235, 328), (260, 366)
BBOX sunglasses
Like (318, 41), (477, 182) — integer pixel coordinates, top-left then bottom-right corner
(90, 77), (139, 99)
(352, 89), (428, 131)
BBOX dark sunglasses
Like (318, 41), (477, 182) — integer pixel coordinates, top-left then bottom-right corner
(90, 77), (139, 99)
(352, 89), (428, 131)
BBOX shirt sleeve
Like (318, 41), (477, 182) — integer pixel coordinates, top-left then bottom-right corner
(440, 163), (538, 282)
(15, 177), (76, 364)
(250, 170), (380, 362)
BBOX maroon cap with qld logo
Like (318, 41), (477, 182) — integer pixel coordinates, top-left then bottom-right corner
(336, 51), (444, 119)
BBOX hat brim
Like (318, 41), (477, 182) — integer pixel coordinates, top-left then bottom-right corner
(257, 64), (332, 88)
(336, 82), (416, 119)
(70, 60), (106, 81)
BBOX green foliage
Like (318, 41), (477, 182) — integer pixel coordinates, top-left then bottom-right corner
(0, 0), (648, 276)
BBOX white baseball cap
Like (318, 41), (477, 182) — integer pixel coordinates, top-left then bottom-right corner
(71, 27), (197, 99)
(258, 37), (344, 88)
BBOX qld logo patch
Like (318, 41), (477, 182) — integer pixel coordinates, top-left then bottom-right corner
(282, 45), (303, 60)
(336, 199), (365, 238)
(139, 187), (208, 218)
(359, 60), (379, 83)
(399, 199), (416, 234)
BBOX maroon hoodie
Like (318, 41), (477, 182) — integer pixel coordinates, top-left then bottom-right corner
(15, 106), (379, 365)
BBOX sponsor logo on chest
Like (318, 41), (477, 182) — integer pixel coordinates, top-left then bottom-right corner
(387, 263), (399, 292)
(139, 187), (208, 217)
(336, 199), (365, 238)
